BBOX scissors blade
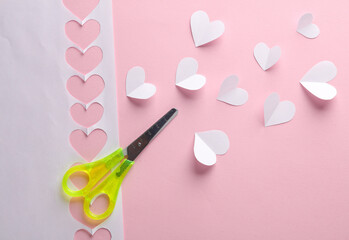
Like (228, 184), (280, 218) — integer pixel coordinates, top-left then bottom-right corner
(124, 108), (178, 161)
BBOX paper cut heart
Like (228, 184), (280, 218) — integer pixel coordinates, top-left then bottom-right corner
(254, 42), (281, 71)
(66, 46), (103, 75)
(69, 129), (107, 162)
(297, 13), (320, 39)
(67, 75), (105, 104)
(70, 102), (104, 127)
(191, 10), (225, 47)
(264, 93), (296, 127)
(217, 75), (248, 106)
(63, 0), (100, 21)
(300, 61), (337, 100)
(74, 228), (111, 240)
(69, 197), (108, 229)
(194, 130), (230, 166)
(176, 57), (206, 90)
(126, 66), (156, 99)
(65, 20), (100, 49)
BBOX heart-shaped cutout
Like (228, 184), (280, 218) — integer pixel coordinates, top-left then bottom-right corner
(297, 13), (320, 39)
(264, 93), (296, 127)
(74, 228), (111, 240)
(67, 75), (105, 104)
(191, 10), (225, 47)
(126, 66), (156, 99)
(66, 46), (103, 75)
(254, 42), (281, 71)
(70, 197), (108, 229)
(300, 61), (337, 100)
(66, 20), (100, 50)
(217, 75), (248, 106)
(176, 57), (206, 90)
(70, 102), (104, 127)
(69, 129), (107, 162)
(63, 0), (100, 21)
(194, 130), (230, 166)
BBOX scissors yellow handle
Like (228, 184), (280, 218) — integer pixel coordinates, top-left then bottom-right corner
(62, 148), (134, 220)
(62, 108), (178, 221)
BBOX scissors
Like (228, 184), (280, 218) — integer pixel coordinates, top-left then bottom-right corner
(62, 108), (178, 220)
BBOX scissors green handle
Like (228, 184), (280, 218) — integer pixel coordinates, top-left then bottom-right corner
(62, 108), (178, 220)
(62, 148), (133, 220)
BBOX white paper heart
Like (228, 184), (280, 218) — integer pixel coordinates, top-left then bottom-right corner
(176, 57), (206, 90)
(217, 75), (248, 106)
(190, 10), (225, 47)
(254, 42), (281, 71)
(264, 93), (296, 127)
(126, 66), (156, 99)
(297, 13), (320, 39)
(300, 61), (337, 100)
(194, 130), (230, 166)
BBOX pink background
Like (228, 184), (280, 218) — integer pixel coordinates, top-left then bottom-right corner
(112, 0), (349, 239)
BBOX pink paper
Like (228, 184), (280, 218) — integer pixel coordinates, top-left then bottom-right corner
(113, 0), (349, 239)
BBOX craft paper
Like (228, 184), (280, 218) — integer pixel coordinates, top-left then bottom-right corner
(264, 93), (296, 127)
(176, 57), (206, 90)
(0, 0), (123, 239)
(297, 13), (320, 39)
(194, 130), (230, 166)
(190, 10), (225, 47)
(254, 42), (281, 71)
(217, 75), (248, 106)
(126, 66), (156, 99)
(300, 61), (337, 100)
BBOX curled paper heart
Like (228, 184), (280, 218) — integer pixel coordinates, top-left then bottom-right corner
(297, 13), (320, 39)
(176, 57), (206, 90)
(63, 0), (100, 21)
(74, 228), (111, 240)
(65, 20), (100, 50)
(300, 61), (337, 100)
(66, 46), (103, 75)
(217, 75), (248, 106)
(254, 42), (281, 71)
(126, 66), (156, 99)
(69, 129), (107, 162)
(264, 93), (296, 127)
(194, 130), (230, 166)
(70, 102), (104, 127)
(67, 75), (105, 104)
(190, 10), (225, 47)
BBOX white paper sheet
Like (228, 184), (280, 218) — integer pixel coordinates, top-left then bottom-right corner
(0, 0), (124, 239)
(194, 130), (230, 166)
(300, 61), (337, 100)
(176, 57), (206, 90)
(297, 13), (320, 39)
(254, 42), (281, 71)
(264, 93), (296, 127)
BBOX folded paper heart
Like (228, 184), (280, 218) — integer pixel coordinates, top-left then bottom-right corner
(70, 102), (104, 127)
(217, 75), (248, 106)
(67, 75), (105, 104)
(66, 46), (103, 75)
(264, 93), (296, 127)
(65, 20), (100, 50)
(74, 228), (111, 240)
(69, 129), (107, 162)
(254, 42), (281, 71)
(126, 66), (156, 99)
(297, 13), (320, 39)
(191, 10), (225, 47)
(176, 57), (206, 90)
(63, 0), (100, 21)
(194, 130), (230, 166)
(300, 61), (337, 100)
